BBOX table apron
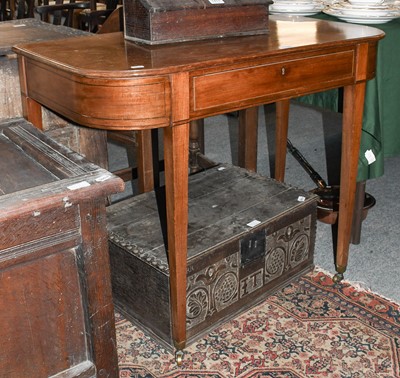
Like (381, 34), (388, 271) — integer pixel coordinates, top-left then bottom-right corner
(22, 58), (172, 130)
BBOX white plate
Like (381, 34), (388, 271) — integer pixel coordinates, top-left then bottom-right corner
(270, 2), (324, 14)
(329, 1), (400, 15)
(272, 2), (320, 10)
(272, 0), (322, 3)
(324, 7), (400, 22)
(336, 14), (397, 22)
(272, 0), (324, 4)
(331, 1), (391, 9)
(270, 7), (323, 15)
(348, 0), (384, 5)
(334, 7), (394, 16)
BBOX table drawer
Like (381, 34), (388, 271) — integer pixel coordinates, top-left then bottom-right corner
(191, 50), (354, 112)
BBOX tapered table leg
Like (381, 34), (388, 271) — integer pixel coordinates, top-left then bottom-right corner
(334, 82), (366, 281)
(238, 107), (258, 172)
(189, 119), (205, 173)
(163, 122), (190, 359)
(275, 99), (290, 182)
(163, 72), (190, 364)
(351, 181), (366, 245)
(136, 129), (155, 193)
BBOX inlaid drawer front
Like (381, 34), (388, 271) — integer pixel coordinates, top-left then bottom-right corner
(191, 50), (355, 112)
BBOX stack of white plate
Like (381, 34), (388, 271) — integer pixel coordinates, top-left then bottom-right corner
(270, 0), (325, 16)
(324, 0), (400, 23)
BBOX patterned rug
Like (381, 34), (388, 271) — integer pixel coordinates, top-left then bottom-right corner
(116, 268), (400, 377)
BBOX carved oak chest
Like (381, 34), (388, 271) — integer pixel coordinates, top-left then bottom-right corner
(107, 164), (317, 349)
(0, 118), (124, 377)
(123, 0), (272, 44)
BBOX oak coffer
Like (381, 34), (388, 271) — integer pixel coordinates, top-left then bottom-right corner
(107, 164), (317, 349)
(0, 118), (124, 377)
(123, 0), (272, 44)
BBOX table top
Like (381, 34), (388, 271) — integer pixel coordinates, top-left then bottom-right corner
(12, 15), (384, 76)
(12, 15), (384, 132)
(0, 19), (90, 56)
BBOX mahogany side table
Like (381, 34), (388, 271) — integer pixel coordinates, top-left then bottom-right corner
(12, 15), (384, 358)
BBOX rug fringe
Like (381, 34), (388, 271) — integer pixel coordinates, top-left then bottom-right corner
(314, 265), (400, 308)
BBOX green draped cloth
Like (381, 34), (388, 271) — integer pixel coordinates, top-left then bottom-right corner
(298, 15), (400, 181)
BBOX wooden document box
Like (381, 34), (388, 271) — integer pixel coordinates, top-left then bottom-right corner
(107, 164), (317, 348)
(124, 0), (272, 44)
(0, 118), (124, 377)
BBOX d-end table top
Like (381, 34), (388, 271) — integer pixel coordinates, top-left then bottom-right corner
(12, 15), (384, 77)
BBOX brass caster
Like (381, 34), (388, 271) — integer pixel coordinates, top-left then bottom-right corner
(175, 350), (184, 366)
(333, 272), (344, 283)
